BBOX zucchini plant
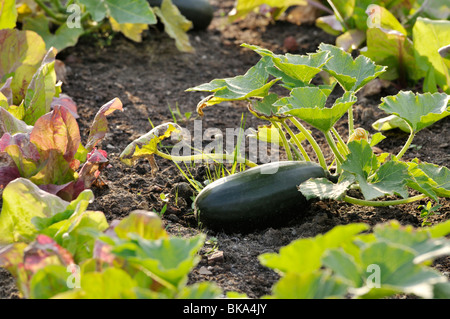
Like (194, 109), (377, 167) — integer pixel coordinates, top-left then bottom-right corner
(119, 43), (450, 232)
(185, 43), (450, 208)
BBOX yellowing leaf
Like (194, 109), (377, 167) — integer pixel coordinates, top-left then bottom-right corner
(153, 0), (194, 53)
(109, 17), (148, 42)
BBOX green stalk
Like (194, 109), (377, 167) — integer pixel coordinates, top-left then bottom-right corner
(343, 194), (427, 207)
(281, 120), (311, 161)
(396, 128), (416, 160)
(272, 120), (293, 161)
(289, 117), (327, 170)
(325, 131), (345, 164)
(52, 0), (65, 13)
(347, 108), (354, 137)
(331, 127), (349, 156)
(154, 149), (258, 168)
(34, 0), (67, 23)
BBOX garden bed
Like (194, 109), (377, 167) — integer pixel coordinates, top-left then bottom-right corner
(1, 0), (449, 299)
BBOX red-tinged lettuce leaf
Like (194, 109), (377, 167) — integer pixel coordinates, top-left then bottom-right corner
(0, 106), (33, 136)
(0, 76), (13, 105)
(30, 105), (81, 166)
(0, 132), (41, 178)
(23, 234), (74, 272)
(38, 148), (110, 202)
(0, 242), (29, 295)
(85, 98), (123, 151)
(0, 155), (20, 188)
(0, 29), (47, 105)
(51, 93), (79, 119)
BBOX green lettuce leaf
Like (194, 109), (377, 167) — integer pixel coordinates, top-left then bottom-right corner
(0, 178), (70, 244)
(413, 18), (450, 93)
(362, 27), (424, 82)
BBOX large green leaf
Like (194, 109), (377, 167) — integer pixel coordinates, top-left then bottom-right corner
(242, 43), (331, 84)
(54, 268), (138, 299)
(413, 18), (450, 93)
(299, 172), (355, 201)
(186, 57), (279, 105)
(79, 0), (108, 22)
(357, 242), (446, 299)
(276, 87), (357, 132)
(269, 271), (349, 299)
(342, 140), (411, 200)
(29, 265), (71, 299)
(153, 0), (194, 53)
(23, 14), (85, 52)
(373, 221), (450, 264)
(318, 43), (387, 92)
(378, 91), (450, 133)
(112, 234), (205, 289)
(259, 223), (369, 274)
(113, 210), (169, 241)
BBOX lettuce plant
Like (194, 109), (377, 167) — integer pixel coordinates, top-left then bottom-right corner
(258, 220), (450, 299)
(0, 97), (122, 201)
(12, 0), (194, 52)
(0, 191), (221, 299)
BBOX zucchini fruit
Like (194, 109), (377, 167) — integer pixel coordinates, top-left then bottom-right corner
(194, 161), (329, 233)
(148, 0), (214, 30)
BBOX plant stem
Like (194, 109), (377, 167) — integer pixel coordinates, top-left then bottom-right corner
(272, 120), (293, 161)
(52, 0), (65, 13)
(154, 149), (258, 168)
(281, 120), (311, 161)
(396, 129), (416, 160)
(347, 108), (354, 136)
(34, 0), (66, 23)
(289, 117), (328, 170)
(343, 194), (427, 207)
(325, 131), (345, 164)
(331, 127), (349, 156)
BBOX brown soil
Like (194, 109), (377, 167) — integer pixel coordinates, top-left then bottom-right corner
(1, 0), (449, 299)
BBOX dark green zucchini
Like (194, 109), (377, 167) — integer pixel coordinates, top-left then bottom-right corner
(148, 0), (214, 30)
(194, 161), (329, 233)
